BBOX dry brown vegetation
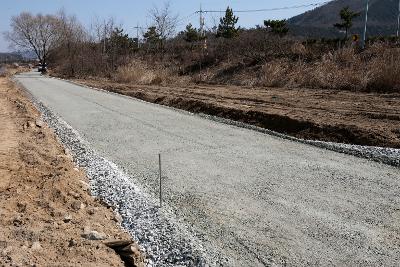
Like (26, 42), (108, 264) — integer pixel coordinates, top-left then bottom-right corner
(14, 9), (392, 94)
(257, 44), (400, 92)
(53, 32), (400, 94)
(5, 10), (400, 93)
(112, 60), (183, 86)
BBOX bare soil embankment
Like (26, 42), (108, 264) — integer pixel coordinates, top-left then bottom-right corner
(0, 75), (144, 266)
(74, 78), (400, 148)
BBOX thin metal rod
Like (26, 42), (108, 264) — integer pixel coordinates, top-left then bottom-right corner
(397, 0), (400, 37)
(136, 23), (139, 49)
(159, 153), (162, 208)
(362, 0), (369, 49)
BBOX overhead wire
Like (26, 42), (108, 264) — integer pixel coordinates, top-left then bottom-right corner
(176, 12), (198, 26)
(196, 1), (331, 13)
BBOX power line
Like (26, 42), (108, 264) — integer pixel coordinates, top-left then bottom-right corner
(176, 12), (198, 26)
(195, 1), (331, 14)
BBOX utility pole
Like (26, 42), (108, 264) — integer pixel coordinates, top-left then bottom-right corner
(134, 23), (141, 49)
(199, 4), (205, 38)
(103, 24), (107, 54)
(362, 0), (369, 49)
(199, 4), (205, 80)
(397, 0), (400, 37)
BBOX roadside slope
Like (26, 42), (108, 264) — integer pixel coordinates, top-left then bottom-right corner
(0, 75), (144, 266)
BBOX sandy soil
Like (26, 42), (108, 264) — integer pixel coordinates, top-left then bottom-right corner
(75, 79), (400, 148)
(0, 75), (144, 266)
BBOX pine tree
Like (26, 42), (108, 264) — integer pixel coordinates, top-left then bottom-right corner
(334, 7), (360, 40)
(264, 20), (289, 37)
(143, 26), (161, 49)
(183, 23), (201, 43)
(216, 7), (239, 39)
(108, 27), (136, 55)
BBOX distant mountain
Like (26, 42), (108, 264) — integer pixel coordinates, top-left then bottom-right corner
(18, 50), (37, 60)
(0, 52), (23, 63)
(288, 0), (400, 38)
(0, 50), (36, 63)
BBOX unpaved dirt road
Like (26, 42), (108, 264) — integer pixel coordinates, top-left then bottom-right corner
(75, 78), (400, 148)
(16, 72), (400, 266)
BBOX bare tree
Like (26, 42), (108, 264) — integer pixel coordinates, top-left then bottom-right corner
(58, 10), (86, 45)
(56, 10), (87, 76)
(90, 16), (117, 53)
(5, 12), (61, 65)
(148, 2), (178, 49)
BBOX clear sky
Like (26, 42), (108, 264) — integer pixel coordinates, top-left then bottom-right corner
(0, 0), (327, 52)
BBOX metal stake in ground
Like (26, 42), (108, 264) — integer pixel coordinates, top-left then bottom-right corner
(159, 153), (162, 208)
(362, 0), (370, 49)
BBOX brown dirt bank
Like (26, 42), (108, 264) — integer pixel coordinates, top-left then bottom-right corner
(73, 78), (400, 149)
(0, 75), (144, 266)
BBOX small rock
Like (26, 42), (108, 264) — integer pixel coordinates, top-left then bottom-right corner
(83, 225), (91, 234)
(1, 246), (12, 256)
(63, 214), (72, 223)
(35, 119), (44, 128)
(79, 180), (90, 191)
(64, 148), (72, 156)
(82, 231), (107, 240)
(68, 239), (77, 247)
(31, 242), (41, 250)
(27, 121), (35, 128)
(87, 207), (98, 215)
(112, 213), (123, 223)
(16, 202), (27, 213)
(132, 246), (141, 257)
(68, 191), (80, 199)
(71, 201), (85, 211)
(13, 218), (22, 227)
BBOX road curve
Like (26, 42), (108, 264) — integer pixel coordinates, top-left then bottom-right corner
(16, 72), (400, 266)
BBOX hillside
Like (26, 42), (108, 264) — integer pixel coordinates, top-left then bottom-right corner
(288, 0), (400, 38)
(0, 52), (23, 63)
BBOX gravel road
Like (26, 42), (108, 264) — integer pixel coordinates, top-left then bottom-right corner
(16, 72), (400, 266)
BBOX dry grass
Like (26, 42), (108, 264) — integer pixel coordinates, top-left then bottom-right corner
(367, 46), (400, 92)
(113, 60), (173, 85)
(259, 44), (400, 92)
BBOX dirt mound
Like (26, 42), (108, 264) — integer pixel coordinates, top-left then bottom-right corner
(0, 77), (144, 266)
